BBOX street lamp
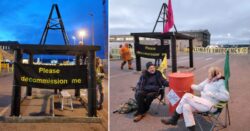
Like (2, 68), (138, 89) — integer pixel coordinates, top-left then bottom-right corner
(89, 13), (95, 45)
(72, 36), (76, 45)
(78, 30), (87, 45)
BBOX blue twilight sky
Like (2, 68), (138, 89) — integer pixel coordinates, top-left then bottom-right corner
(0, 0), (108, 58)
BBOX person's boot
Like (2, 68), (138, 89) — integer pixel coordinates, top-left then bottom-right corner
(97, 104), (103, 110)
(161, 111), (180, 125)
(133, 111), (141, 117)
(121, 62), (125, 70)
(187, 125), (195, 131)
(133, 114), (145, 122)
(128, 64), (133, 70)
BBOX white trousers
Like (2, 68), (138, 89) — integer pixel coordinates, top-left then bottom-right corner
(176, 93), (215, 127)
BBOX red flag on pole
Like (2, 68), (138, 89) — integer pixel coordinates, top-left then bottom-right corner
(164, 0), (174, 32)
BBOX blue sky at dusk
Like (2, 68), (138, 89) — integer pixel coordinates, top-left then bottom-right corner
(0, 0), (108, 58)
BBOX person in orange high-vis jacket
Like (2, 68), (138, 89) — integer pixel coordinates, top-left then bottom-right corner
(120, 43), (133, 70)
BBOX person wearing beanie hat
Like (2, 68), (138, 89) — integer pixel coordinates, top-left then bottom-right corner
(146, 62), (154, 69)
(133, 61), (169, 122)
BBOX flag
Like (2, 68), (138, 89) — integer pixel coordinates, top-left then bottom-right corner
(224, 50), (230, 91)
(164, 0), (174, 32)
(158, 54), (168, 79)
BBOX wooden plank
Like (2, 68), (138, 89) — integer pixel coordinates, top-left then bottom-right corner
(3, 116), (101, 123)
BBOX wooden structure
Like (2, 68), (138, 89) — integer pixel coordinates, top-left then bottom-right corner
(10, 44), (100, 117)
(131, 32), (194, 72)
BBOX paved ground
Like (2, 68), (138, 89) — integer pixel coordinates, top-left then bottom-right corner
(110, 52), (250, 131)
(0, 73), (108, 131)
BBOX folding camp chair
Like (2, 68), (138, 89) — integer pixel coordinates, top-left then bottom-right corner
(153, 86), (167, 114)
(195, 101), (231, 131)
(131, 86), (167, 114)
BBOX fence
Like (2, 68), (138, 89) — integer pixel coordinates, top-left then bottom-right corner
(110, 48), (135, 60)
(110, 47), (249, 61)
(183, 47), (249, 54)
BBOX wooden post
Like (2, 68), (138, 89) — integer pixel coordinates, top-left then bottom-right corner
(87, 50), (97, 117)
(171, 36), (177, 72)
(0, 52), (2, 75)
(26, 53), (33, 96)
(134, 36), (141, 71)
(0, 60), (1, 75)
(75, 55), (80, 97)
(11, 49), (22, 116)
(7, 63), (10, 72)
(189, 39), (194, 68)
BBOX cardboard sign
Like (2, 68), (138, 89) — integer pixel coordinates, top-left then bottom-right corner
(167, 89), (180, 106)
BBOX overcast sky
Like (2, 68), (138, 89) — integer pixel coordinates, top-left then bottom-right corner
(110, 0), (250, 44)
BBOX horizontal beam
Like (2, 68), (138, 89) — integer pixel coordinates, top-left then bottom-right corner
(10, 44), (101, 55)
(131, 32), (194, 40)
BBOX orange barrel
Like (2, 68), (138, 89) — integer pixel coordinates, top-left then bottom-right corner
(167, 72), (194, 116)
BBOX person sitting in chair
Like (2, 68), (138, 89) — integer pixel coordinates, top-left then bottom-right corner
(134, 62), (169, 122)
(161, 67), (230, 131)
(96, 57), (105, 110)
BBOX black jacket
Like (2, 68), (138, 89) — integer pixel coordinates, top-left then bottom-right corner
(136, 70), (169, 92)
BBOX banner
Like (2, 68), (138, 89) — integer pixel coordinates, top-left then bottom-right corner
(184, 47), (249, 54)
(15, 63), (88, 89)
(134, 44), (170, 59)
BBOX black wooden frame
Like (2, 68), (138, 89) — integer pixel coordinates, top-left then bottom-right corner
(10, 44), (100, 117)
(131, 32), (194, 72)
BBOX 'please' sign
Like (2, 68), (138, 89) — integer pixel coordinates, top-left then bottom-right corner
(15, 63), (88, 89)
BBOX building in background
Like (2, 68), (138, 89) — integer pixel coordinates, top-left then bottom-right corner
(110, 29), (211, 53)
(180, 29), (211, 47)
(0, 41), (18, 54)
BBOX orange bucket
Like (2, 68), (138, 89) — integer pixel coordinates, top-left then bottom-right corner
(167, 72), (194, 116)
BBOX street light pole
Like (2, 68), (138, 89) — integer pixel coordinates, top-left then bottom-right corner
(81, 35), (84, 45)
(78, 30), (86, 45)
(72, 36), (76, 45)
(89, 13), (95, 46)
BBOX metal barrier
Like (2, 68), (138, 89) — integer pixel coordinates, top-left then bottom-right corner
(184, 47), (249, 54)
(110, 48), (121, 60)
(110, 48), (135, 60)
(0, 62), (11, 73)
(0, 52), (13, 74)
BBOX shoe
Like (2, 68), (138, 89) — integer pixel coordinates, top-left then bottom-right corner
(97, 104), (103, 110)
(121, 62), (126, 70)
(133, 114), (145, 122)
(133, 112), (140, 116)
(187, 125), (195, 131)
(161, 111), (180, 125)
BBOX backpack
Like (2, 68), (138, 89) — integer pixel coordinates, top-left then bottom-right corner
(113, 98), (138, 114)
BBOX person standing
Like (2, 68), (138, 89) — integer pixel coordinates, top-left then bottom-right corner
(120, 43), (133, 70)
(96, 57), (105, 110)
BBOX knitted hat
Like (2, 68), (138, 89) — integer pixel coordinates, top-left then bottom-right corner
(146, 62), (154, 69)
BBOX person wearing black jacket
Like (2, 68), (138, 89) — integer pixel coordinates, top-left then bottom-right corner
(134, 62), (169, 122)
